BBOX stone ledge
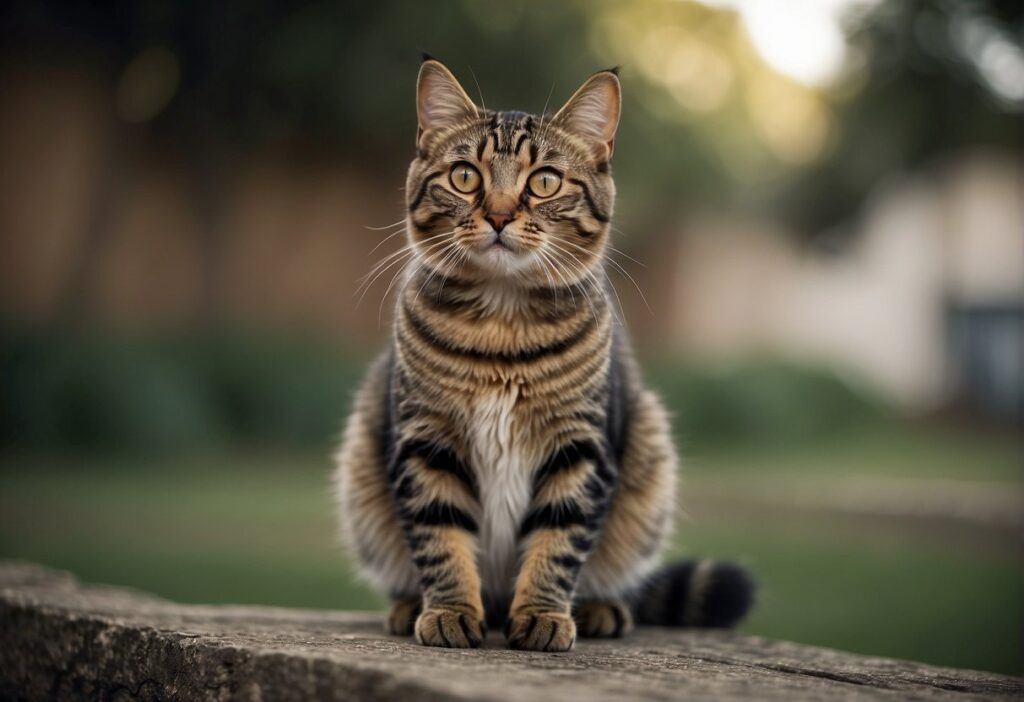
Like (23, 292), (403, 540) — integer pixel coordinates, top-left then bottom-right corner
(1, 561), (1020, 701)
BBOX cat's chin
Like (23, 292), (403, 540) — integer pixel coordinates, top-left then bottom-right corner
(467, 243), (537, 278)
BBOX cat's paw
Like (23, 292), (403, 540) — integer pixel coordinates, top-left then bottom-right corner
(574, 600), (633, 638)
(415, 606), (485, 648)
(386, 597), (422, 636)
(505, 611), (576, 652)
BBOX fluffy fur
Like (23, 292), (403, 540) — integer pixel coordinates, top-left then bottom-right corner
(333, 58), (754, 651)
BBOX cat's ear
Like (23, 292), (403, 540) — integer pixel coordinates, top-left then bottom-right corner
(551, 69), (621, 161)
(416, 58), (478, 143)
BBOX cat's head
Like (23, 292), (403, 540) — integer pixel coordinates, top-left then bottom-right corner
(404, 58), (620, 287)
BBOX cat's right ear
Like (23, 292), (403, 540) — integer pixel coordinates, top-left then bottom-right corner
(551, 69), (621, 161)
(416, 58), (478, 146)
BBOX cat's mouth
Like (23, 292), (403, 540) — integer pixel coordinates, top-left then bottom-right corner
(465, 231), (538, 274)
(487, 236), (513, 251)
(477, 231), (522, 255)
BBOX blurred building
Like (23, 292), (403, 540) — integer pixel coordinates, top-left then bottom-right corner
(1, 0), (1020, 423)
(0, 63), (400, 345)
(663, 151), (1022, 416)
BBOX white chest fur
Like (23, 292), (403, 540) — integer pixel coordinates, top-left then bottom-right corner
(469, 386), (537, 598)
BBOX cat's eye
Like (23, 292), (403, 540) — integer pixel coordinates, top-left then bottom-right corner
(449, 163), (481, 193)
(527, 169), (562, 198)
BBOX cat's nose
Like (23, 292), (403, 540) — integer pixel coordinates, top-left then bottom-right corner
(485, 212), (514, 232)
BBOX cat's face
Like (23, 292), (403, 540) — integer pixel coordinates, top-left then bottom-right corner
(405, 60), (620, 288)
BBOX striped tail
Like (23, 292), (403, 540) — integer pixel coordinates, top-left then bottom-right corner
(632, 560), (755, 628)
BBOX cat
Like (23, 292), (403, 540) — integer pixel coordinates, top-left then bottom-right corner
(333, 56), (754, 651)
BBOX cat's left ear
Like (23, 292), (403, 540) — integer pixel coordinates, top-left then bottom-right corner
(551, 69), (621, 162)
(416, 58), (478, 145)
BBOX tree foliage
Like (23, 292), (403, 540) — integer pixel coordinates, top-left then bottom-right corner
(1, 0), (1019, 238)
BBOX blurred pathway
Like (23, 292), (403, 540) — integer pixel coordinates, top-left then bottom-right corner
(686, 476), (1023, 551)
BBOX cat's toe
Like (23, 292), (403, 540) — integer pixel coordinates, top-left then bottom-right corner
(505, 611), (576, 652)
(386, 597), (422, 636)
(415, 606), (485, 648)
(574, 600), (633, 638)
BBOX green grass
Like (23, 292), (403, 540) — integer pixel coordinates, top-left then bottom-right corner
(0, 425), (1020, 675)
(0, 453), (379, 611)
(674, 517), (1021, 676)
(679, 420), (1023, 483)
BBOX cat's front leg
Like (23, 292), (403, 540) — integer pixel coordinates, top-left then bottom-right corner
(506, 438), (616, 651)
(390, 437), (486, 648)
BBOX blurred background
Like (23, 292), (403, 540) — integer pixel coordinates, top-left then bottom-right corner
(1, 0), (1021, 675)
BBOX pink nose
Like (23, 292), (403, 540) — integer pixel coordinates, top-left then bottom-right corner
(485, 212), (513, 232)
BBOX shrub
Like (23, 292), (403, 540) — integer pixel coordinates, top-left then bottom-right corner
(0, 329), (363, 453)
(2, 329), (881, 454)
(650, 359), (884, 449)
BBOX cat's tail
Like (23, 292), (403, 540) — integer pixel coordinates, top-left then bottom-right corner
(631, 559), (755, 628)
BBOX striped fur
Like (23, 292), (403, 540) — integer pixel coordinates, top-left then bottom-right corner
(333, 58), (753, 651)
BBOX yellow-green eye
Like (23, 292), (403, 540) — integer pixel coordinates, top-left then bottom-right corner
(528, 169), (562, 198)
(449, 163), (481, 193)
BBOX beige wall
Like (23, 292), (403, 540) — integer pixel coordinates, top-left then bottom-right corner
(0, 66), (402, 347)
(667, 152), (1023, 409)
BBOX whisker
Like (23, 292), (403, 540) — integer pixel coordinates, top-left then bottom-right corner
(412, 241), (462, 307)
(418, 243), (464, 303)
(552, 236), (649, 314)
(357, 231), (453, 285)
(435, 245), (471, 305)
(364, 218), (407, 231)
(548, 243), (623, 325)
(356, 247), (417, 295)
(544, 239), (614, 325)
(607, 227), (648, 268)
(377, 254), (419, 327)
(533, 248), (566, 307)
(356, 236), (452, 305)
(544, 239), (596, 289)
(542, 242), (600, 323)
(597, 265), (626, 325)
(355, 251), (414, 308)
(366, 231), (407, 259)
(536, 80), (557, 139)
(607, 244), (646, 268)
(359, 242), (420, 283)
(467, 65), (487, 113)
(603, 255), (651, 314)
(367, 224), (409, 256)
(549, 241), (626, 324)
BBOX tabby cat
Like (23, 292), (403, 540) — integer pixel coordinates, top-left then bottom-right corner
(333, 57), (754, 651)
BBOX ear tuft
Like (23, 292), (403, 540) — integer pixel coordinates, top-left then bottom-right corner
(420, 51), (437, 63)
(552, 70), (621, 161)
(416, 60), (478, 136)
